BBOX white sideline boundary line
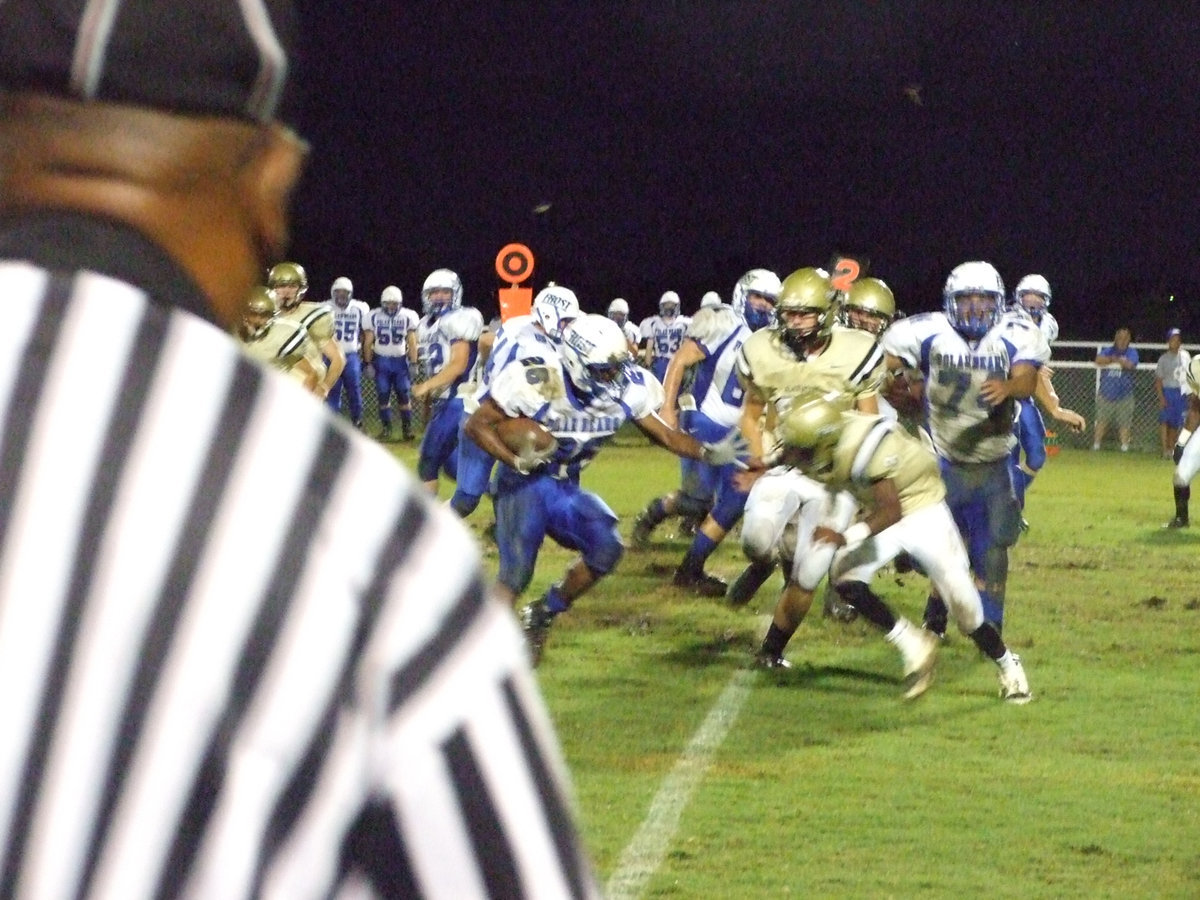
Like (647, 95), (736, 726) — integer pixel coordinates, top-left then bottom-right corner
(605, 668), (756, 900)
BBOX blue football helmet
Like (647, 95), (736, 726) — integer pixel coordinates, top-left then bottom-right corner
(732, 268), (782, 331)
(560, 314), (633, 403)
(944, 261), (1004, 340)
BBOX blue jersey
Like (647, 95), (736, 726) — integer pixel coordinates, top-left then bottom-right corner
(881, 311), (1050, 464)
(417, 306), (484, 400)
(369, 306), (419, 358)
(683, 305), (751, 431)
(485, 345), (663, 487)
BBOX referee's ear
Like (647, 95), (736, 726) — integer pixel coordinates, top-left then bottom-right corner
(242, 123), (309, 263)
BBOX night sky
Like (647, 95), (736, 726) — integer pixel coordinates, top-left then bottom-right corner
(290, 2), (1200, 341)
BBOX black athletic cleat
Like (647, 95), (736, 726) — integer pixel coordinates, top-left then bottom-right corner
(630, 510), (656, 549)
(822, 581), (858, 623)
(753, 650), (792, 670)
(1165, 516), (1189, 529)
(672, 568), (728, 597)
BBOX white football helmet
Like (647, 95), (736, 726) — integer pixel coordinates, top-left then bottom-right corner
(608, 298), (630, 324)
(380, 285), (403, 312)
(943, 261), (1005, 340)
(560, 314), (633, 403)
(421, 268), (463, 317)
(732, 268), (782, 331)
(331, 276), (353, 307)
(532, 284), (580, 342)
(699, 291), (722, 309)
(659, 290), (681, 318)
(1014, 273), (1051, 324)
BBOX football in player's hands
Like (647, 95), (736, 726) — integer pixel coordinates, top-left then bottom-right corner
(494, 416), (556, 455)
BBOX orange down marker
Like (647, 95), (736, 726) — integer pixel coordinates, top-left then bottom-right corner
(495, 243), (535, 321)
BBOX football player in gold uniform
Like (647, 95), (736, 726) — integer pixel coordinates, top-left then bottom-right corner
(729, 267), (887, 667)
(777, 396), (1032, 702)
(268, 261), (345, 399)
(236, 286), (323, 394)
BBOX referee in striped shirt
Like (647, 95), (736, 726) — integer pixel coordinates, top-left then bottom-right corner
(0, 2), (598, 898)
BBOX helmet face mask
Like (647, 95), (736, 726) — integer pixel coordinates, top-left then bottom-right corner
(532, 285), (581, 342)
(421, 268), (463, 317)
(840, 277), (896, 336)
(943, 261), (1005, 341)
(607, 298), (630, 325)
(1014, 274), (1051, 324)
(659, 290), (680, 319)
(561, 314), (633, 403)
(1017, 292), (1048, 323)
(775, 268), (836, 356)
(240, 286), (277, 341)
(330, 276), (353, 308)
(380, 285), (402, 314)
(732, 268), (782, 331)
(267, 261), (308, 309)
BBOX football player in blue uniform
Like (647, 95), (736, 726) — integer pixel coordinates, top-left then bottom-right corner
(413, 268), (484, 495)
(369, 285), (420, 441)
(450, 284), (579, 517)
(465, 314), (749, 664)
(325, 276), (373, 428)
(639, 290), (691, 382)
(631, 269), (782, 595)
(881, 261), (1050, 634)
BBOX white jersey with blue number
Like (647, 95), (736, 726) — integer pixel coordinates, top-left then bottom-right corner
(369, 306), (419, 358)
(417, 306), (485, 400)
(329, 299), (372, 353)
(684, 305), (751, 429)
(640, 315), (691, 362)
(880, 311), (1050, 464)
(486, 347), (663, 481)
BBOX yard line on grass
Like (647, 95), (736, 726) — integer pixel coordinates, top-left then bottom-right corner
(605, 667), (756, 900)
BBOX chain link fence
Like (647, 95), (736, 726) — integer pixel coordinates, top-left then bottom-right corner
(1028, 340), (1195, 454)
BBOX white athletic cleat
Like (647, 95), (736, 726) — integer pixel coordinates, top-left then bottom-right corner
(999, 654), (1033, 704)
(901, 625), (939, 700)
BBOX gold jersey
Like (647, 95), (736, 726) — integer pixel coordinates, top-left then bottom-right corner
(737, 324), (886, 412)
(738, 326), (887, 450)
(277, 300), (333, 381)
(239, 317), (317, 388)
(817, 412), (946, 516)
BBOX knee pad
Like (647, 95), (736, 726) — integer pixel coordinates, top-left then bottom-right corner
(740, 518), (778, 563)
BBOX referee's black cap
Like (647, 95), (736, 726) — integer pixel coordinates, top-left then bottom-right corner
(0, 0), (297, 124)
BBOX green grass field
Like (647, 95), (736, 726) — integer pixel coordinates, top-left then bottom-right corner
(390, 434), (1200, 898)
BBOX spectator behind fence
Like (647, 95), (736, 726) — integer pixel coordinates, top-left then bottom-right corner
(0, 1), (598, 897)
(1093, 326), (1138, 452)
(1156, 328), (1190, 459)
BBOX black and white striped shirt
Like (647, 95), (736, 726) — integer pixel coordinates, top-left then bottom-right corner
(0, 218), (598, 899)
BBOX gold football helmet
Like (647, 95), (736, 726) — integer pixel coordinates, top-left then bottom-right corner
(775, 267), (836, 356)
(776, 394), (847, 476)
(240, 285), (277, 341)
(267, 261), (308, 308)
(840, 277), (896, 336)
